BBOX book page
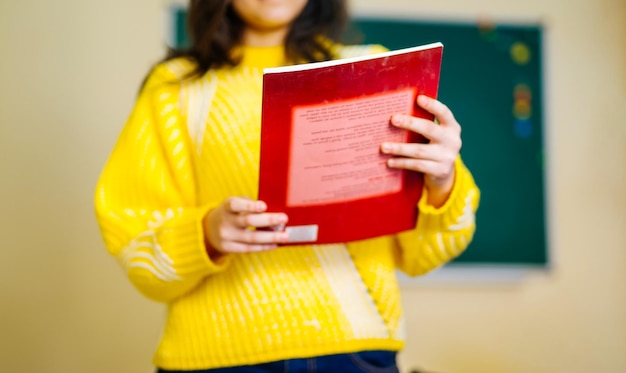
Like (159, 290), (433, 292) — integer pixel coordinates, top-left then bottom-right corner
(287, 89), (416, 206)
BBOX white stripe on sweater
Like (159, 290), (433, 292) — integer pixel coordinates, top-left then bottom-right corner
(117, 209), (182, 282)
(313, 244), (389, 339)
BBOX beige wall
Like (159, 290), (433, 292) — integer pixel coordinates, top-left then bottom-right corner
(0, 0), (624, 372)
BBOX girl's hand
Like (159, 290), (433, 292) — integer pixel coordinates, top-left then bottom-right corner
(381, 95), (462, 207)
(203, 197), (289, 255)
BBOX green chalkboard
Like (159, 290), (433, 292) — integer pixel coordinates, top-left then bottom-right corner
(350, 19), (547, 266)
(168, 9), (548, 266)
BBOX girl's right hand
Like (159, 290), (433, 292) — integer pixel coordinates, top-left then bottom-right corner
(203, 197), (289, 255)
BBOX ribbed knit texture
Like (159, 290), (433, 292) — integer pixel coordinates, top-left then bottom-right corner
(94, 44), (480, 370)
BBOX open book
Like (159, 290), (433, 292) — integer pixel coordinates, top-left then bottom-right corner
(258, 42), (443, 244)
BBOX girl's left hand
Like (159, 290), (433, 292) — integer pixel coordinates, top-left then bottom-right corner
(381, 95), (462, 207)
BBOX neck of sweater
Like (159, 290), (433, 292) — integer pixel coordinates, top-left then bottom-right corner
(238, 44), (287, 69)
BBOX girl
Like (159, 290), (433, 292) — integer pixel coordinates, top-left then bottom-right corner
(95, 0), (480, 372)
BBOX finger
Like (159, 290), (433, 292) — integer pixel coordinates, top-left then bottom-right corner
(386, 157), (446, 176)
(417, 95), (457, 128)
(235, 212), (289, 229)
(390, 114), (444, 141)
(219, 240), (280, 253)
(231, 228), (290, 246)
(224, 197), (267, 214)
(381, 142), (442, 162)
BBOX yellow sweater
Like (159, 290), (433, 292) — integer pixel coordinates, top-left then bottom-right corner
(94, 44), (480, 370)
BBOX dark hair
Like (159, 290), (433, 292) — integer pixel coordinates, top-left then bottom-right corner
(165, 0), (349, 79)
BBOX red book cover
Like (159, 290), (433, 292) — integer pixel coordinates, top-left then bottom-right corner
(259, 42), (443, 244)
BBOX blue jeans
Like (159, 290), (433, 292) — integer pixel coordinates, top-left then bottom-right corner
(157, 350), (399, 373)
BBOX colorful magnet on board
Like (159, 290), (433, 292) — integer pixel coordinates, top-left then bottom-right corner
(510, 41), (531, 65)
(514, 118), (533, 138)
(513, 99), (532, 120)
(477, 15), (497, 42)
(513, 83), (533, 138)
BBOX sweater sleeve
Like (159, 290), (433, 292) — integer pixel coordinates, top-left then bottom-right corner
(94, 64), (231, 303)
(394, 157), (480, 276)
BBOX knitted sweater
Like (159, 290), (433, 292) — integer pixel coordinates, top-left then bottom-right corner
(94, 44), (480, 370)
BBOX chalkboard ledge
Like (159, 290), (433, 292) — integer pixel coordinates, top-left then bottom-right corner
(397, 264), (548, 286)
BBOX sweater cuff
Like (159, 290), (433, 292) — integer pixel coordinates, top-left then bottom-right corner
(416, 157), (475, 231)
(158, 204), (232, 278)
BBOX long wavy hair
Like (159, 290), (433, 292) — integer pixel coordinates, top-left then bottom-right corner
(164, 0), (349, 79)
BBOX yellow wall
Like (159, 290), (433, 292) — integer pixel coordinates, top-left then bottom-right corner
(0, 0), (624, 372)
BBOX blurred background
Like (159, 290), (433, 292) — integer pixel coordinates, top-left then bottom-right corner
(0, 0), (624, 372)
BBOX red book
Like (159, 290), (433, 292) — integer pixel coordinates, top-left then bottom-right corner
(259, 42), (443, 244)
